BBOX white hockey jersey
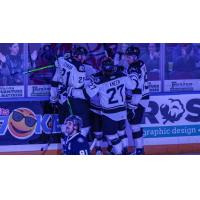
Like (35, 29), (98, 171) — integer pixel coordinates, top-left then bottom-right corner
(140, 63), (150, 108)
(50, 57), (86, 104)
(83, 64), (101, 114)
(126, 60), (150, 108)
(85, 71), (138, 121)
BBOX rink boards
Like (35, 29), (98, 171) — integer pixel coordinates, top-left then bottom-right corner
(0, 93), (200, 154)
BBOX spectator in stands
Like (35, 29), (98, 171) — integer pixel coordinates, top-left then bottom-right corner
(141, 43), (160, 72)
(103, 43), (118, 59)
(173, 44), (196, 72)
(0, 53), (6, 85)
(30, 43), (72, 68)
(32, 44), (56, 67)
(171, 44), (184, 63)
(193, 44), (200, 68)
(0, 43), (23, 85)
(114, 43), (129, 70)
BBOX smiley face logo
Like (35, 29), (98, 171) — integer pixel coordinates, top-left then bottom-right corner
(8, 108), (37, 139)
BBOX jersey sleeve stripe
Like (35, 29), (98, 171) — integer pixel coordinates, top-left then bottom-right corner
(102, 106), (126, 114)
(90, 104), (101, 111)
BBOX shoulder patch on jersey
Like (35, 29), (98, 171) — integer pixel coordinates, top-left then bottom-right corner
(64, 53), (71, 59)
(129, 73), (139, 81)
(128, 65), (142, 76)
(77, 137), (84, 143)
(78, 65), (85, 72)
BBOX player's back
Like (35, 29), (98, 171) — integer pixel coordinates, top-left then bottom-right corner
(97, 71), (128, 121)
(57, 57), (86, 89)
(85, 69), (138, 121)
(99, 72), (127, 109)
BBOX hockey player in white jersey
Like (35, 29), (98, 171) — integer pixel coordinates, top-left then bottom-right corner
(50, 46), (91, 138)
(84, 63), (103, 154)
(88, 72), (104, 155)
(83, 57), (139, 155)
(125, 46), (150, 155)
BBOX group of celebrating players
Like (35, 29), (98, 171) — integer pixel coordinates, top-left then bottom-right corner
(50, 44), (149, 155)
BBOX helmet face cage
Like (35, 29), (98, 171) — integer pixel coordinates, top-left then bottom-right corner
(64, 115), (83, 132)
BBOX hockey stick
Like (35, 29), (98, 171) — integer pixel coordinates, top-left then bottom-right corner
(23, 65), (54, 74)
(90, 138), (97, 152)
(40, 57), (71, 153)
(56, 56), (73, 115)
(57, 52), (97, 153)
(41, 105), (56, 152)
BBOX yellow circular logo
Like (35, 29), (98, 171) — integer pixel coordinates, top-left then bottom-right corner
(8, 108), (37, 139)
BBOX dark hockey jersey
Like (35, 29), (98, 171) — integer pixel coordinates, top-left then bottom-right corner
(61, 133), (90, 155)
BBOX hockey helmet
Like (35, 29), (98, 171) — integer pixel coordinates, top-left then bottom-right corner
(101, 57), (115, 75)
(64, 115), (83, 132)
(125, 46), (140, 57)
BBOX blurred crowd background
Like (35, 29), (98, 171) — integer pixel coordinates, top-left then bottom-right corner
(0, 43), (200, 92)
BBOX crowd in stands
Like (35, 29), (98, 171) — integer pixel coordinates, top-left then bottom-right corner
(0, 43), (199, 86)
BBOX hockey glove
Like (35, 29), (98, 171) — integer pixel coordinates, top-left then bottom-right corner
(58, 85), (73, 97)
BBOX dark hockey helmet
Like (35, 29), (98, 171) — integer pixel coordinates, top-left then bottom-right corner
(64, 115), (83, 132)
(125, 46), (140, 57)
(73, 46), (88, 56)
(101, 57), (115, 73)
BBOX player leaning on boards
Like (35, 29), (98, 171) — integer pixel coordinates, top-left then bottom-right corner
(125, 46), (150, 155)
(60, 115), (90, 155)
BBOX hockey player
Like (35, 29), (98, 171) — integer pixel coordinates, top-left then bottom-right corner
(125, 46), (150, 155)
(50, 46), (91, 138)
(83, 57), (139, 155)
(84, 62), (103, 154)
(61, 115), (90, 155)
(88, 72), (103, 155)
